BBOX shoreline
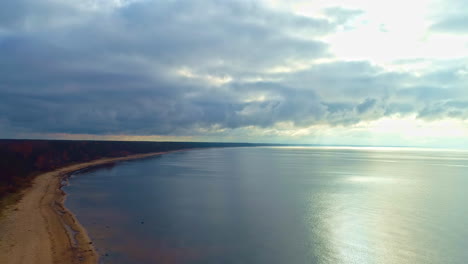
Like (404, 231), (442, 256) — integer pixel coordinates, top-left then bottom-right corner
(0, 151), (175, 264)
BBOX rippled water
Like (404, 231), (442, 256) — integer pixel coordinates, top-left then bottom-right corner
(64, 147), (468, 264)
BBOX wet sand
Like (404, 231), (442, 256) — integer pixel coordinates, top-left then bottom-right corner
(0, 152), (170, 264)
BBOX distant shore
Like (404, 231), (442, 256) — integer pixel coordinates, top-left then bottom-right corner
(0, 151), (174, 264)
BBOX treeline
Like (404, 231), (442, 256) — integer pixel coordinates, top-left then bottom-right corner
(0, 139), (266, 198)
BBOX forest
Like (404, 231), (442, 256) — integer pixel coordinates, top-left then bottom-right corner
(0, 139), (268, 198)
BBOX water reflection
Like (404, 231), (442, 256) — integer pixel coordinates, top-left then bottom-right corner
(65, 147), (468, 264)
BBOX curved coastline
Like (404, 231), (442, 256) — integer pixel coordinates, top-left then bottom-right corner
(0, 151), (175, 264)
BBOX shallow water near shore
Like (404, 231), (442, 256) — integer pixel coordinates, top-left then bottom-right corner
(64, 147), (468, 264)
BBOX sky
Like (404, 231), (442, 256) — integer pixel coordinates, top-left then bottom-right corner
(1, 0), (468, 148)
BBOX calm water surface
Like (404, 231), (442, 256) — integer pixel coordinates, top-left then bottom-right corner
(64, 147), (468, 264)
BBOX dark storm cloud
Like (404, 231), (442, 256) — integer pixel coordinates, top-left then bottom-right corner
(0, 0), (467, 137)
(0, 0), (333, 135)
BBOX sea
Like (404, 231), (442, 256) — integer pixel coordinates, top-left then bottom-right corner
(64, 146), (468, 264)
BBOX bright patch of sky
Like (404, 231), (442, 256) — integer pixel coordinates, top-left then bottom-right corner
(268, 0), (468, 67)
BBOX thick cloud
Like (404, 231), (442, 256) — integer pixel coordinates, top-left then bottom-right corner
(1, 0), (467, 139)
(430, 0), (468, 33)
(432, 16), (468, 33)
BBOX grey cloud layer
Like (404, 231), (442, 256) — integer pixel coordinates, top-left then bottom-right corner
(430, 0), (468, 33)
(1, 0), (467, 137)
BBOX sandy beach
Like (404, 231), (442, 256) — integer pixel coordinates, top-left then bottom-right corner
(0, 152), (168, 264)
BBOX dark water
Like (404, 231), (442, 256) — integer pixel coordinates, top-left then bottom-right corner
(64, 147), (468, 264)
